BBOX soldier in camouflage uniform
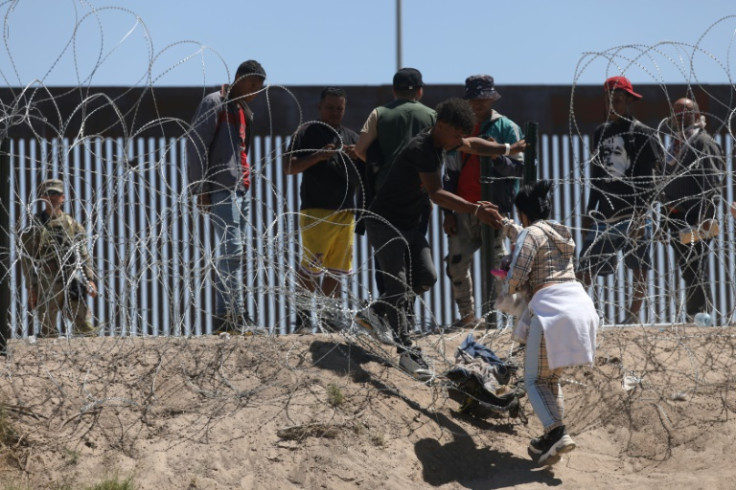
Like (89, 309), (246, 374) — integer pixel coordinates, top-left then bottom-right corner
(19, 179), (98, 337)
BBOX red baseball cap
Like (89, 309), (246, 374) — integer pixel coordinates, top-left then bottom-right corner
(603, 76), (642, 99)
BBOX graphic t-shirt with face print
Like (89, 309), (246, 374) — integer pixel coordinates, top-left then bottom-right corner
(587, 118), (662, 222)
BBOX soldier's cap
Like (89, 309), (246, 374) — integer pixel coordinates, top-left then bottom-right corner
(603, 76), (642, 99)
(464, 74), (501, 101)
(393, 68), (424, 90)
(38, 179), (64, 195)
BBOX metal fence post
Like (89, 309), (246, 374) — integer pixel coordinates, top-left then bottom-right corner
(524, 122), (538, 184)
(0, 138), (10, 352)
(481, 123), (538, 327)
(480, 157), (495, 323)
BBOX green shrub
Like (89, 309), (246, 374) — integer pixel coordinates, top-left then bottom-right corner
(326, 384), (345, 407)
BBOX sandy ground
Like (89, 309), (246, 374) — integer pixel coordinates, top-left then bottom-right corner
(1, 325), (736, 489)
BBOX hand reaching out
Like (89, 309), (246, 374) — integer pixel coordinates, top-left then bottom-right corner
(474, 201), (504, 228)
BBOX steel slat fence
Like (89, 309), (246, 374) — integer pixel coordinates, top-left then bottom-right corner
(7, 132), (735, 337)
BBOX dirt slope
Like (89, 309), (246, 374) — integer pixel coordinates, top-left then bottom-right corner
(1, 326), (735, 489)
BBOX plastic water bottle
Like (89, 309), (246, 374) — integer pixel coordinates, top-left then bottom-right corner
(694, 312), (713, 327)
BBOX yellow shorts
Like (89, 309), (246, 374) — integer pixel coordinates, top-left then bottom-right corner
(299, 208), (355, 275)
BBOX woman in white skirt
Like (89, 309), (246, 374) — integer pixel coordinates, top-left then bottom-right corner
(498, 180), (598, 467)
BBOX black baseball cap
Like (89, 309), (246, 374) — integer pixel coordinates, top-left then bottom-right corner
(393, 68), (424, 90)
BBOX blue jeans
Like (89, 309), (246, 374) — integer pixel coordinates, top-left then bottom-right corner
(209, 190), (249, 319)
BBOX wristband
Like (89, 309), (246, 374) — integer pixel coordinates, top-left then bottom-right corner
(474, 204), (481, 216)
(504, 143), (511, 156)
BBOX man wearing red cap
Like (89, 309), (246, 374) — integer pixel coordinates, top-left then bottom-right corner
(578, 76), (663, 324)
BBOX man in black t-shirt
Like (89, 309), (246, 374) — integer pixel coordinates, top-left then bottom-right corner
(286, 87), (361, 333)
(578, 76), (663, 324)
(355, 98), (525, 380)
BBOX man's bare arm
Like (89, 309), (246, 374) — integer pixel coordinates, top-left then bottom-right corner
(456, 137), (526, 157)
(420, 170), (503, 228)
(284, 144), (335, 175)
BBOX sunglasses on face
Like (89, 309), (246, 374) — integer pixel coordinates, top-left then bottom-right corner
(46, 190), (63, 197)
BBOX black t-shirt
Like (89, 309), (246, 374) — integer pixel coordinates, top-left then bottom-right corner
(587, 118), (662, 221)
(289, 123), (360, 210)
(370, 130), (443, 230)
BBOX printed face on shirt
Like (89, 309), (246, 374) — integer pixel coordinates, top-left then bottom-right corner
(599, 135), (629, 178)
(319, 95), (346, 128)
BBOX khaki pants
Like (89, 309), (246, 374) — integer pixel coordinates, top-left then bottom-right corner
(34, 278), (95, 337)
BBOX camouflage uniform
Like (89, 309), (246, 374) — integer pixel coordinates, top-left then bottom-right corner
(19, 180), (96, 337)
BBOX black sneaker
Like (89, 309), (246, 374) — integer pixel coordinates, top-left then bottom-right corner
(398, 349), (434, 381)
(530, 426), (576, 466)
(293, 312), (315, 334)
(528, 434), (544, 456)
(319, 309), (348, 333)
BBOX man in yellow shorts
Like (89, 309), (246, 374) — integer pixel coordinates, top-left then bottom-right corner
(285, 87), (361, 333)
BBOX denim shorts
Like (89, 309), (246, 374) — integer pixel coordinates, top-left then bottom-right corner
(578, 218), (652, 276)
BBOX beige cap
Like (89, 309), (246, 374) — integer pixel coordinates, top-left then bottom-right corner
(38, 179), (64, 195)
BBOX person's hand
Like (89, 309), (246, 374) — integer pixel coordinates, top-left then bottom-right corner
(443, 213), (457, 236)
(475, 201), (504, 228)
(196, 193), (211, 213)
(28, 288), (37, 309)
(315, 143), (336, 161)
(87, 281), (98, 299)
(343, 144), (357, 160)
(730, 202), (736, 220)
(509, 140), (527, 155)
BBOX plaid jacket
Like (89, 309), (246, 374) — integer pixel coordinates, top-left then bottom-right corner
(503, 219), (577, 296)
